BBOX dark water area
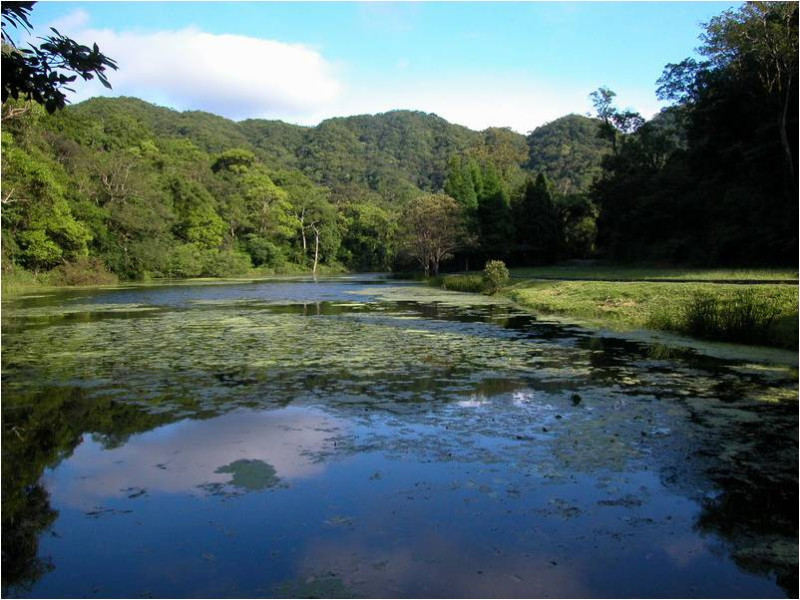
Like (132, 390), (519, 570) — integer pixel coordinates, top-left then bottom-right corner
(2, 276), (797, 598)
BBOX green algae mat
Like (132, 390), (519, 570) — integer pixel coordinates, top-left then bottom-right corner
(2, 276), (797, 598)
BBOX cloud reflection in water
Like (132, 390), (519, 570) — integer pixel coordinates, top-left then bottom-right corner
(43, 407), (345, 508)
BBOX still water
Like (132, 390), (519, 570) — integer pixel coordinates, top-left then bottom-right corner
(2, 276), (797, 598)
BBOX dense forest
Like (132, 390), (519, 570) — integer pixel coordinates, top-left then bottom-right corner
(1, 96), (609, 280)
(1, 1), (797, 284)
(593, 2), (798, 266)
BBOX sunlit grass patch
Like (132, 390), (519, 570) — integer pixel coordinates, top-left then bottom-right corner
(507, 280), (798, 348)
(510, 265), (799, 282)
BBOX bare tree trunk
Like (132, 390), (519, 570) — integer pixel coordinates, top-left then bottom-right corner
(312, 225), (320, 279)
(779, 77), (795, 194)
(298, 209), (307, 264)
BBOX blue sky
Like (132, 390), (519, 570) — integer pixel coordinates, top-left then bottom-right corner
(25, 2), (737, 133)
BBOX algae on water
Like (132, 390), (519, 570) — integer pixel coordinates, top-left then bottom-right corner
(215, 459), (281, 491)
(2, 278), (797, 598)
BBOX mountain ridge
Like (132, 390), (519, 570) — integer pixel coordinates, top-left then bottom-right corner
(66, 96), (608, 197)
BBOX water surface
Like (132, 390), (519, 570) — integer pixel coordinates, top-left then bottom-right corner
(2, 276), (797, 598)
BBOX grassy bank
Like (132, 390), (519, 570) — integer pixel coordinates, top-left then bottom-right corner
(1, 261), (347, 297)
(409, 264), (798, 349)
(505, 279), (798, 349)
(510, 265), (798, 282)
(1, 260), (118, 296)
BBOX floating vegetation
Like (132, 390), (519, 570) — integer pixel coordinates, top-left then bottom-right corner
(1, 278), (797, 598)
(273, 574), (356, 599)
(214, 459), (281, 491)
(350, 285), (516, 307)
(4, 302), (164, 317)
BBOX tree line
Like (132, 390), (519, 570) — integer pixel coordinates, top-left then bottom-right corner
(591, 2), (797, 266)
(1, 1), (796, 285)
(0, 93), (606, 281)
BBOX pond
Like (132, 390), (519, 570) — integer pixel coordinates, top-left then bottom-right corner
(2, 275), (797, 598)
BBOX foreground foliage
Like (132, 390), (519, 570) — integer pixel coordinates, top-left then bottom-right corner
(1, 2), (117, 112)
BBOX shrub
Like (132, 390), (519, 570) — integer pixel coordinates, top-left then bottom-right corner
(126, 238), (177, 279)
(1, 264), (43, 295)
(46, 257), (118, 286)
(165, 244), (205, 278)
(245, 235), (286, 269)
(202, 249), (252, 277)
(483, 260), (510, 294)
(683, 293), (720, 338)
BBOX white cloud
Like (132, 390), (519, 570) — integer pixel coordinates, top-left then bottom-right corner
(315, 79), (662, 134)
(298, 79), (601, 135)
(49, 8), (91, 32)
(53, 12), (343, 120)
(49, 10), (662, 133)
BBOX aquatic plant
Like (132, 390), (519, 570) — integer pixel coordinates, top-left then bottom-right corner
(682, 289), (786, 345)
(2, 279), (798, 598)
(441, 274), (484, 293)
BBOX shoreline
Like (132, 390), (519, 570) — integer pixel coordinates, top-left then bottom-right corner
(500, 278), (797, 353)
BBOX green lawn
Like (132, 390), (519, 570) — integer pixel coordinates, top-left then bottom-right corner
(505, 279), (798, 349)
(510, 265), (798, 282)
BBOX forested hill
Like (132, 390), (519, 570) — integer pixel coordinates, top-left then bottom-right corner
(1, 94), (609, 280)
(527, 114), (612, 196)
(5, 0), (796, 288)
(66, 97), (608, 198)
(68, 98), (472, 187)
(2, 1), (796, 286)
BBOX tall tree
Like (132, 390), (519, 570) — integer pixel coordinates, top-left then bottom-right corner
(402, 193), (466, 276)
(271, 169), (337, 274)
(338, 198), (397, 272)
(589, 87), (619, 154)
(168, 176), (226, 250)
(476, 164), (513, 260)
(1, 134), (91, 270)
(443, 155), (478, 213)
(649, 0), (798, 264)
(514, 174), (561, 264)
(701, 1), (797, 188)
